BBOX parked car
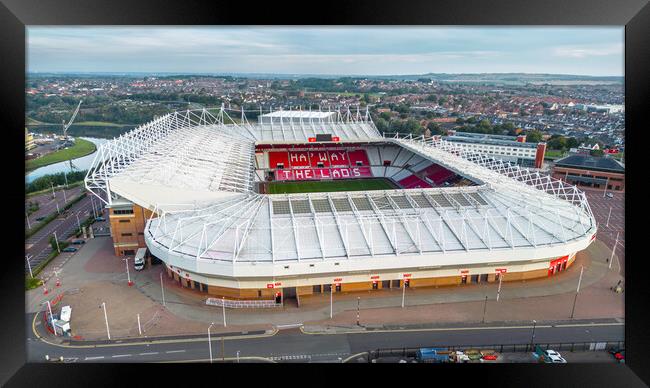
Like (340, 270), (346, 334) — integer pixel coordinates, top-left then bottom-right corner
(36, 216), (45, 221)
(62, 247), (78, 253)
(95, 217), (106, 222)
(609, 348), (625, 363)
(606, 192), (614, 198)
(71, 239), (85, 245)
(543, 350), (567, 363)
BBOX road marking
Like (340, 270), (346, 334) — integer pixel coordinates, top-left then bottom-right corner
(165, 350), (186, 354)
(112, 354), (131, 358)
(276, 323), (303, 329)
(139, 352), (159, 356)
(84, 356), (104, 360)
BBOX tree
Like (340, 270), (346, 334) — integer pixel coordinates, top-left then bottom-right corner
(379, 111), (391, 121)
(547, 136), (567, 150)
(374, 118), (389, 133)
(426, 122), (443, 135)
(426, 94), (438, 102)
(590, 149), (604, 157)
(566, 137), (579, 149)
(526, 130), (543, 143)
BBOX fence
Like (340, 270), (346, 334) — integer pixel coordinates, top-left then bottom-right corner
(206, 297), (281, 309)
(370, 341), (624, 360)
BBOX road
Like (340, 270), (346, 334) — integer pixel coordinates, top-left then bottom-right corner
(585, 190), (625, 275)
(28, 314), (623, 363)
(26, 186), (84, 231)
(25, 193), (106, 273)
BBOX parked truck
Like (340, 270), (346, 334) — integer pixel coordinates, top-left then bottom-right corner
(134, 248), (147, 271)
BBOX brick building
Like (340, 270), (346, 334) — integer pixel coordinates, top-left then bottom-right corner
(552, 154), (625, 192)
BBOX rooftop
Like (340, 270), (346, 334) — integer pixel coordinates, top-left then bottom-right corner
(554, 154), (625, 173)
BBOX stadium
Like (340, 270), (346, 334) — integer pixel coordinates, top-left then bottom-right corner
(85, 107), (597, 302)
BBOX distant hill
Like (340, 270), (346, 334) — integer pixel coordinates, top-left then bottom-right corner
(27, 71), (623, 85)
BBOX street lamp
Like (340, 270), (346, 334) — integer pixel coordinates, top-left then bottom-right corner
(25, 254), (33, 278)
(53, 231), (61, 253)
(222, 297), (227, 327)
(101, 302), (111, 340)
(26, 212), (31, 229)
(356, 297), (361, 326)
(496, 274), (503, 302)
(402, 280), (406, 308)
(330, 284), (333, 319)
(609, 232), (620, 270)
(482, 295), (488, 323)
(570, 266), (584, 319)
(160, 271), (166, 307)
(42, 301), (56, 336)
(606, 206), (612, 228)
(530, 320), (537, 346)
(123, 257), (133, 286)
(208, 322), (215, 363)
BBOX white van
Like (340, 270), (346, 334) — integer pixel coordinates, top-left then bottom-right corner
(134, 248), (147, 271)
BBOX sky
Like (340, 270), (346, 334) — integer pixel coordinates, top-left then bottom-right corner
(27, 27), (624, 76)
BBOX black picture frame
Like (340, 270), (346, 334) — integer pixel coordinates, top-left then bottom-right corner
(1, 0), (648, 385)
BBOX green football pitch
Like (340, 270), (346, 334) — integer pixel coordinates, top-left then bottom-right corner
(268, 178), (398, 194)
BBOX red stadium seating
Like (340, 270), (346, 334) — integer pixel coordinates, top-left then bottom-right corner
(289, 151), (311, 168)
(309, 151), (331, 167)
(347, 149), (370, 166)
(268, 151), (290, 169)
(398, 175), (432, 189)
(419, 163), (456, 185)
(328, 150), (350, 167)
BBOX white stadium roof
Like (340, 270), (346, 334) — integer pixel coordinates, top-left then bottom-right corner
(86, 107), (596, 277)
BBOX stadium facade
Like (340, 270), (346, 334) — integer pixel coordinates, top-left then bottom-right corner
(85, 107), (596, 301)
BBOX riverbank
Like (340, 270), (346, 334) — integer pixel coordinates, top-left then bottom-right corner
(26, 138), (96, 172)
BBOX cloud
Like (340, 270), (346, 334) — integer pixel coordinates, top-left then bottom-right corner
(552, 43), (623, 58)
(26, 27), (623, 76)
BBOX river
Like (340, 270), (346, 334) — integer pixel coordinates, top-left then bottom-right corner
(25, 137), (109, 184)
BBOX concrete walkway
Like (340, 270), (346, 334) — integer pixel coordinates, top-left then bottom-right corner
(132, 239), (623, 327)
(27, 235), (624, 339)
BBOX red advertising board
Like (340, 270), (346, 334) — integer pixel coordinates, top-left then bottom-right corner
(267, 284), (274, 288)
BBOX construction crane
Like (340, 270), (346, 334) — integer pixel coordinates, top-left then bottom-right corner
(62, 100), (82, 138)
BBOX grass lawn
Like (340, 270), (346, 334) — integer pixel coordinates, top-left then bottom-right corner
(544, 150), (567, 159)
(269, 178), (397, 194)
(26, 138), (96, 171)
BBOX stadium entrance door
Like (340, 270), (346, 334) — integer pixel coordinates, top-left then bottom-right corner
(282, 287), (298, 307)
